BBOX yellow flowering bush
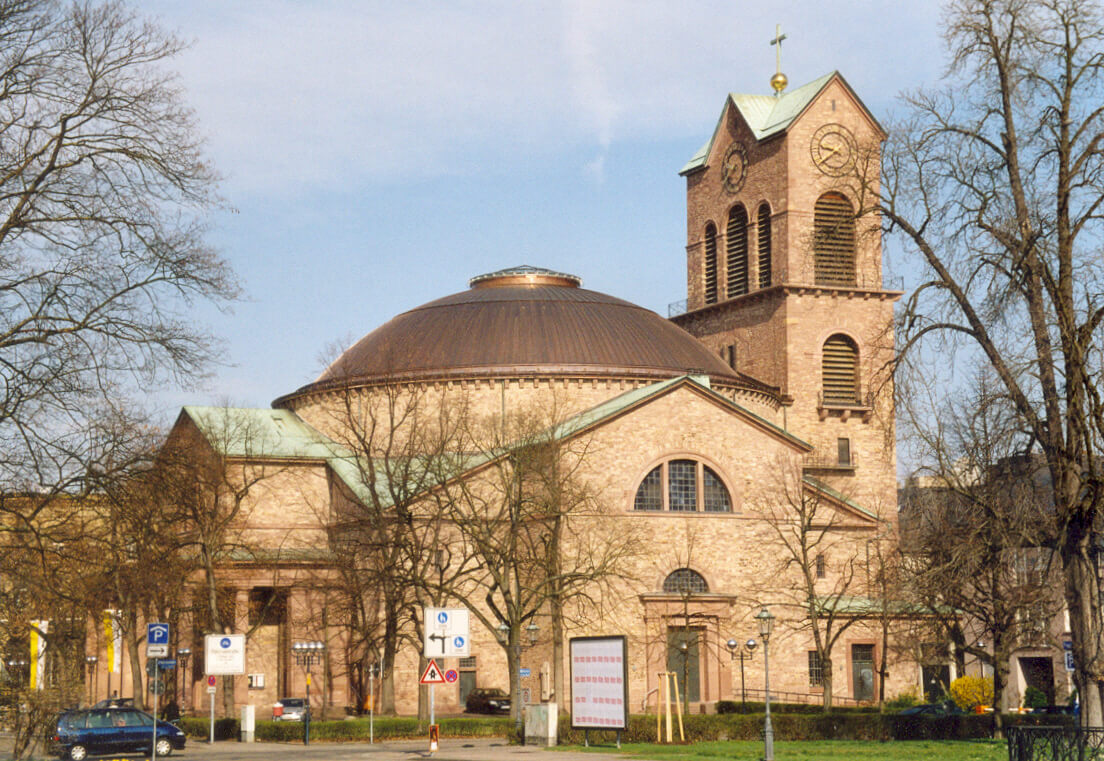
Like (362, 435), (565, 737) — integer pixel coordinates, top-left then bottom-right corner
(949, 675), (994, 711)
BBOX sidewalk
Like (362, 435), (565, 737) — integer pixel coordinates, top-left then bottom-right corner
(1, 736), (637, 761)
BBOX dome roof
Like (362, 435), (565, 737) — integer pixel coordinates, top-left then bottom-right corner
(282, 266), (744, 400)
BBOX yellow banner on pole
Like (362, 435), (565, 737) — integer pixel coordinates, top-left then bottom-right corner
(30, 620), (47, 690)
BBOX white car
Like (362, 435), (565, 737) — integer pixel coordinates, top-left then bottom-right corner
(272, 698), (306, 721)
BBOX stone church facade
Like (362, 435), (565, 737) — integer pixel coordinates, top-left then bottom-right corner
(87, 72), (922, 717)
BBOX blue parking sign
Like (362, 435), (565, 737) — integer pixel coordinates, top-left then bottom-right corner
(147, 622), (170, 645)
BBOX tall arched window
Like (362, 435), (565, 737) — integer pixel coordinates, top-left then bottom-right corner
(814, 192), (856, 286)
(726, 204), (749, 298)
(662, 568), (709, 594)
(632, 459), (733, 512)
(822, 334), (859, 403)
(703, 224), (718, 305)
(757, 202), (772, 289)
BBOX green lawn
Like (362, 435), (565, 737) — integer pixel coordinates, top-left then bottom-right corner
(559, 739), (1007, 761)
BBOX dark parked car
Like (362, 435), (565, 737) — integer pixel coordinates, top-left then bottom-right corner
(465, 687), (510, 715)
(272, 697), (307, 721)
(49, 707), (186, 760)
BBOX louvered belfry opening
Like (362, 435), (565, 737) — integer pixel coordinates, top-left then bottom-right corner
(726, 204), (749, 298)
(822, 334), (860, 403)
(703, 223), (718, 305)
(814, 192), (856, 286)
(757, 202), (772, 289)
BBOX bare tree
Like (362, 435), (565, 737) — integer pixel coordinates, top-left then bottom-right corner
(324, 382), (468, 716)
(869, 0), (1104, 723)
(898, 367), (1063, 731)
(753, 460), (885, 711)
(0, 0), (237, 494)
(425, 403), (639, 727)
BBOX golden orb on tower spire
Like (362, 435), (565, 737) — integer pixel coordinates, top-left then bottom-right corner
(769, 24), (787, 96)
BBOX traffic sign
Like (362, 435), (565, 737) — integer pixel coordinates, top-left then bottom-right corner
(146, 622), (170, 658)
(423, 607), (470, 658)
(147, 622), (170, 644)
(158, 660), (176, 670)
(519, 667), (531, 677)
(207, 675), (217, 687)
(419, 659), (446, 684)
(207, 686), (217, 695)
(204, 633), (245, 675)
(444, 669), (458, 683)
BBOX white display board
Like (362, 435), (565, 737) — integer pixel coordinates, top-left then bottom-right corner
(204, 634), (246, 675)
(423, 607), (470, 658)
(569, 636), (628, 730)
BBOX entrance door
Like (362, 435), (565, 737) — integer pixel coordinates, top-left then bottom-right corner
(1019, 657), (1055, 704)
(852, 644), (875, 701)
(667, 629), (700, 703)
(921, 664), (951, 702)
(459, 670), (476, 707)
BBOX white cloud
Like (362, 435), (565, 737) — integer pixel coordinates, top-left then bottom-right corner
(146, 0), (944, 198)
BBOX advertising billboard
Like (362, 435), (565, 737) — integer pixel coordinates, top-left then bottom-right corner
(569, 635), (628, 730)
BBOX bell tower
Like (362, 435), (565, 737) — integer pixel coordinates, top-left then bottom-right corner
(670, 68), (900, 512)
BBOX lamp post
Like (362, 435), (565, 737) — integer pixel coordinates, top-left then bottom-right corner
(755, 608), (775, 761)
(176, 648), (191, 711)
(725, 638), (757, 704)
(495, 620), (540, 731)
(292, 641), (326, 746)
(85, 656), (98, 705)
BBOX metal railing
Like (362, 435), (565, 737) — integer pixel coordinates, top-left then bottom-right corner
(736, 686), (866, 707)
(1007, 726), (1104, 761)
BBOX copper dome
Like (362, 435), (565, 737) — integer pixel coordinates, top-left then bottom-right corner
(283, 266), (743, 399)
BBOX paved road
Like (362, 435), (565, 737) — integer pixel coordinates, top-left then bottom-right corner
(6, 737), (639, 761)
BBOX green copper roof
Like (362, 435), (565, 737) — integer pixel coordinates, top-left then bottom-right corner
(802, 474), (877, 519)
(181, 406), (344, 460)
(680, 71), (881, 175)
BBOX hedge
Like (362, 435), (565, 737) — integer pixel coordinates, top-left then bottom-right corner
(177, 715), (514, 743)
(177, 709), (1075, 744)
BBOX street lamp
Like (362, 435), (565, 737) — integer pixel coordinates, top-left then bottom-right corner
(85, 656), (98, 705)
(495, 620), (540, 730)
(176, 648), (191, 710)
(755, 608), (775, 761)
(725, 638), (757, 704)
(291, 640), (326, 746)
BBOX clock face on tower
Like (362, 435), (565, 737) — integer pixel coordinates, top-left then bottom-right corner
(810, 124), (857, 176)
(721, 142), (748, 194)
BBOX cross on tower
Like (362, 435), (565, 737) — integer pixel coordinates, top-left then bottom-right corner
(769, 24), (788, 95)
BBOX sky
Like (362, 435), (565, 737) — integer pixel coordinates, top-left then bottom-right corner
(141, 0), (947, 416)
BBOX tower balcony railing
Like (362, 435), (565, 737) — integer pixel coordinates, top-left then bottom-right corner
(817, 392), (874, 422)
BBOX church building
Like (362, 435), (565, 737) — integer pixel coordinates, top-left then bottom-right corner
(88, 71), (919, 718)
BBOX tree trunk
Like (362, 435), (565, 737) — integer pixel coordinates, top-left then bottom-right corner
(552, 596), (564, 713)
(821, 655), (833, 712)
(1065, 545), (1104, 726)
(124, 611), (145, 710)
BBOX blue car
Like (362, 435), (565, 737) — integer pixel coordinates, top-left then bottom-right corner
(49, 707), (186, 760)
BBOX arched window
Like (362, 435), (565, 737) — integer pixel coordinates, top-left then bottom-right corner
(814, 192), (856, 286)
(632, 459), (733, 512)
(757, 202), (772, 289)
(822, 334), (859, 403)
(662, 568), (709, 594)
(726, 204), (749, 298)
(634, 466), (662, 511)
(703, 224), (718, 305)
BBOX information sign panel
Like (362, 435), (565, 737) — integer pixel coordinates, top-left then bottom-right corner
(146, 622), (170, 658)
(423, 607), (470, 657)
(569, 635), (628, 730)
(204, 634), (245, 675)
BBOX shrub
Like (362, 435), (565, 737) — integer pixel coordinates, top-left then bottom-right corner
(1023, 686), (1048, 709)
(178, 716), (240, 740)
(949, 675), (994, 711)
(886, 691), (920, 711)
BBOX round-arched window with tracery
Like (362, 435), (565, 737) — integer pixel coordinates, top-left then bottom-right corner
(662, 568), (709, 594)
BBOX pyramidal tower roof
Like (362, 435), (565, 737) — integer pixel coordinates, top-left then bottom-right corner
(679, 71), (883, 175)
